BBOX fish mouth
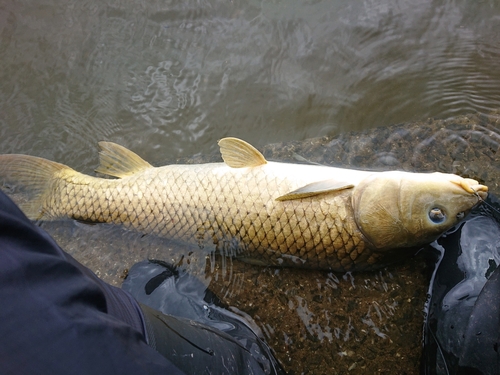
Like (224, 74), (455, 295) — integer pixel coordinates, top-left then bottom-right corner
(451, 177), (488, 200)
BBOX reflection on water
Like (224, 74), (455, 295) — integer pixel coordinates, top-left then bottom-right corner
(1, 0), (500, 164)
(2, 0), (500, 373)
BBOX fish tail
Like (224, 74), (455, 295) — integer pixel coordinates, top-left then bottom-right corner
(0, 154), (70, 220)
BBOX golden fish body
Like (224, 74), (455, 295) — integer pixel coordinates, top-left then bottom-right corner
(0, 138), (488, 271)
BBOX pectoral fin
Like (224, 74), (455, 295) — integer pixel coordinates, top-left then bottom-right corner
(96, 142), (153, 178)
(276, 179), (354, 201)
(218, 137), (267, 168)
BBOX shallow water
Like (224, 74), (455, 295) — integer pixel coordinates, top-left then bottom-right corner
(1, 0), (500, 373)
(34, 114), (499, 374)
(1, 0), (500, 161)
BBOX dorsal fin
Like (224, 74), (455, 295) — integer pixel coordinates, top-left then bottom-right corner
(218, 137), (267, 168)
(276, 179), (354, 201)
(96, 142), (153, 178)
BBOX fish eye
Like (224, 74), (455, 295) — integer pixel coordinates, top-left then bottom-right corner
(429, 207), (446, 224)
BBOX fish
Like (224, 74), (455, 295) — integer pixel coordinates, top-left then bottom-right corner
(0, 137), (489, 271)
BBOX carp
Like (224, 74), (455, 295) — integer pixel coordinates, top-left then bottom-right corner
(0, 137), (488, 271)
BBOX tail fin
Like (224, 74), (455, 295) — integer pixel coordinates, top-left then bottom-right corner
(0, 154), (69, 220)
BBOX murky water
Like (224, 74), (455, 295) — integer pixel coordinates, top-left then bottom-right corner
(1, 0), (500, 373)
(1, 0), (500, 161)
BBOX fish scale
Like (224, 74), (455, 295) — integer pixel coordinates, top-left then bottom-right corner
(42, 162), (370, 270)
(0, 137), (488, 271)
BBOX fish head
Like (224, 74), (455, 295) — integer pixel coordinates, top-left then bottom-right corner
(352, 171), (488, 251)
